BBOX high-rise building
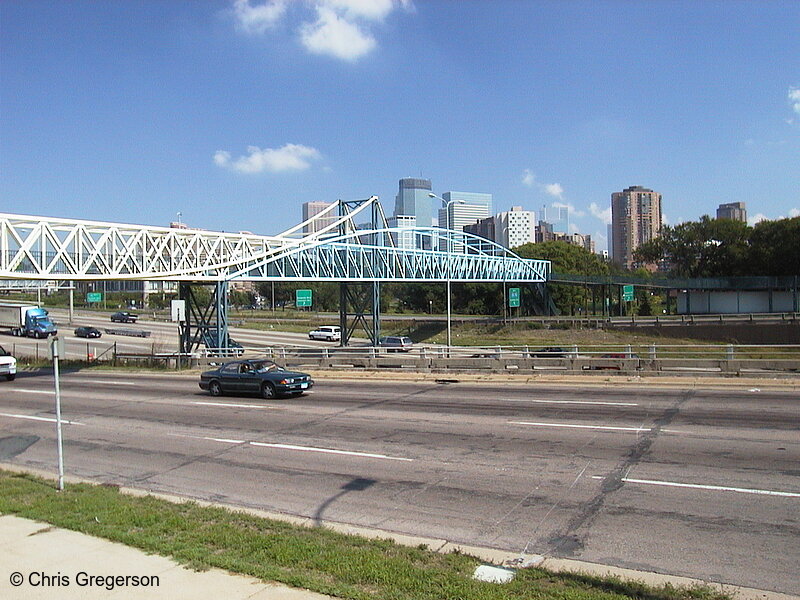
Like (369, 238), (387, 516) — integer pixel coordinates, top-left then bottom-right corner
(436, 191), (493, 231)
(611, 185), (662, 269)
(495, 206), (535, 249)
(302, 201), (336, 235)
(393, 178), (433, 249)
(464, 216), (495, 241)
(716, 202), (747, 222)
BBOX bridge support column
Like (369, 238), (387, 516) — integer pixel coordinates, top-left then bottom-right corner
(338, 282), (380, 347)
(179, 281), (230, 355)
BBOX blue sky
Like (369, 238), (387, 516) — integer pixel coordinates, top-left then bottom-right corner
(2, 0), (799, 252)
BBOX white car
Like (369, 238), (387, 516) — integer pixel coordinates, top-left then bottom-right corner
(308, 325), (341, 342)
(0, 345), (17, 381)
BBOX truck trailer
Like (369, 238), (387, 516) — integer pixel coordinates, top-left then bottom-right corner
(0, 302), (58, 338)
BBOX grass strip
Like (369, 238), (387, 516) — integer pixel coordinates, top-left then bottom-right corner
(0, 470), (729, 600)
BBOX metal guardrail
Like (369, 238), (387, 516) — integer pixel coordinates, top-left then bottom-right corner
(6, 340), (800, 376)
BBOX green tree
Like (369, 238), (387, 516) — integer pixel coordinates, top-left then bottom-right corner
(748, 217), (800, 276)
(515, 241), (610, 315)
(635, 216), (752, 277)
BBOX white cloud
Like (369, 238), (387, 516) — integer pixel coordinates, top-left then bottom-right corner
(748, 213), (769, 226)
(552, 201), (585, 218)
(589, 202), (611, 225)
(233, 0), (286, 34)
(788, 208), (799, 218)
(521, 169), (535, 188)
(544, 183), (564, 199)
(214, 143), (322, 173)
(300, 7), (376, 61)
(321, 0), (398, 21)
(790, 87), (800, 115)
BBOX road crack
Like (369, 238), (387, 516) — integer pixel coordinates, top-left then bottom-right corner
(543, 390), (695, 557)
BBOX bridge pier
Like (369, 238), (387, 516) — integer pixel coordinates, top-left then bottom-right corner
(339, 282), (381, 347)
(179, 281), (231, 355)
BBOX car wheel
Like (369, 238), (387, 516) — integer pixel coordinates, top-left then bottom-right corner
(5, 374), (14, 381)
(208, 381), (223, 397)
(261, 382), (276, 399)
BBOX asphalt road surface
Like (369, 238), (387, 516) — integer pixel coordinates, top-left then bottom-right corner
(0, 373), (797, 594)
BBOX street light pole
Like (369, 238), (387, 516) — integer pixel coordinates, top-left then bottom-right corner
(429, 193), (465, 351)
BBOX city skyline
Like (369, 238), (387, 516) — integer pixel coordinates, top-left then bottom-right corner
(2, 1), (799, 254)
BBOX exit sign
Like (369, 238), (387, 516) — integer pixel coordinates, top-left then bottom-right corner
(622, 285), (634, 302)
(508, 287), (520, 308)
(296, 289), (312, 307)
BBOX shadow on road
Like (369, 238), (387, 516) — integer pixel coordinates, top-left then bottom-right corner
(314, 477), (376, 527)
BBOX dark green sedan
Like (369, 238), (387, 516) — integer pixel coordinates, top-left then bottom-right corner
(199, 359), (313, 399)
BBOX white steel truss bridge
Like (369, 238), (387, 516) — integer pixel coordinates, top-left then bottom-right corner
(1, 197), (550, 349)
(0, 198), (548, 283)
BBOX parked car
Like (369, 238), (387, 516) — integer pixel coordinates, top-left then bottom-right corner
(110, 311), (138, 323)
(74, 326), (102, 338)
(0, 345), (16, 381)
(199, 359), (313, 399)
(308, 325), (341, 342)
(529, 346), (567, 358)
(379, 336), (413, 352)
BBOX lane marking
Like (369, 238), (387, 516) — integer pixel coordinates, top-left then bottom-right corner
(249, 441), (413, 462)
(510, 421), (651, 432)
(503, 399), (638, 406)
(592, 476), (800, 498)
(191, 401), (284, 409)
(67, 379), (138, 386)
(5, 389), (54, 395)
(203, 436), (247, 444)
(0, 412), (84, 426)
(188, 434), (412, 462)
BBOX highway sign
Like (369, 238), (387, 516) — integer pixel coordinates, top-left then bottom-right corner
(296, 289), (313, 308)
(86, 292), (102, 303)
(508, 287), (520, 308)
(622, 285), (634, 301)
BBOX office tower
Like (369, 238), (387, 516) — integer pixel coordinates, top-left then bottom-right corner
(392, 178), (433, 249)
(495, 206), (536, 249)
(611, 185), (662, 269)
(716, 202), (747, 223)
(437, 191), (493, 231)
(302, 201), (336, 235)
(464, 216), (496, 241)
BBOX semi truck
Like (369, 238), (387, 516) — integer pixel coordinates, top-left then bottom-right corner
(0, 302), (58, 338)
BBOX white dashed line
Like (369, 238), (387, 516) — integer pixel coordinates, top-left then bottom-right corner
(509, 421), (651, 432)
(0, 412), (84, 425)
(592, 476), (800, 498)
(192, 401), (284, 409)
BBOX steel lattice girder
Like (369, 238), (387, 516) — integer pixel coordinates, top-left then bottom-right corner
(1, 210), (549, 283)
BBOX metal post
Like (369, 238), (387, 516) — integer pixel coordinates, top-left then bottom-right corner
(372, 281), (381, 346)
(51, 338), (65, 491)
(68, 283), (74, 325)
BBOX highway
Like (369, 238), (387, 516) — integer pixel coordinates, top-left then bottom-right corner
(1, 309), (351, 360)
(0, 373), (797, 594)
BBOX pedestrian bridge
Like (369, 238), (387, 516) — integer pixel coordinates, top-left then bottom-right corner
(1, 197), (548, 284)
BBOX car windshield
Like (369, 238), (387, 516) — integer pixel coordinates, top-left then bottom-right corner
(252, 361), (282, 373)
(0, 346), (8, 356)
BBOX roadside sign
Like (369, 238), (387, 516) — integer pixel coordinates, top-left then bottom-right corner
(171, 299), (186, 322)
(86, 292), (102, 303)
(508, 287), (520, 308)
(622, 285), (634, 302)
(296, 289), (313, 308)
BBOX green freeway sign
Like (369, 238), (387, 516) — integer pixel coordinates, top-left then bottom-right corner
(296, 289), (313, 308)
(86, 292), (102, 303)
(508, 287), (520, 308)
(622, 285), (634, 302)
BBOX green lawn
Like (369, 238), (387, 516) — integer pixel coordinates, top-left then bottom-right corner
(0, 470), (728, 600)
